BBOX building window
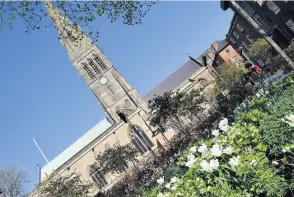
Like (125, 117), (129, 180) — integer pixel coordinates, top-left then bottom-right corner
(252, 13), (265, 26)
(82, 63), (95, 79)
(66, 31), (75, 41)
(242, 41), (249, 50)
(238, 1), (247, 8)
(88, 59), (101, 75)
(246, 35), (254, 44)
(236, 23), (244, 32)
(91, 171), (108, 189)
(229, 37), (236, 44)
(266, 16), (273, 23)
(129, 125), (153, 154)
(93, 54), (107, 71)
(198, 78), (208, 88)
(233, 31), (239, 39)
(265, 1), (280, 15)
(225, 48), (231, 54)
(286, 19), (294, 33)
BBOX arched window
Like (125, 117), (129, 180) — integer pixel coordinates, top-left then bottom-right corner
(93, 54), (107, 71)
(82, 63), (95, 79)
(129, 125), (153, 154)
(88, 58), (101, 75)
(90, 170), (108, 189)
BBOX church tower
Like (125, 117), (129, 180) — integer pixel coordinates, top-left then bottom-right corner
(44, 1), (149, 123)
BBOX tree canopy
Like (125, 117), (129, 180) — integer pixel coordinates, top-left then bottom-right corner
(0, 1), (155, 42)
(39, 172), (92, 197)
(0, 165), (27, 197)
(149, 89), (205, 133)
(90, 143), (138, 177)
(210, 61), (248, 97)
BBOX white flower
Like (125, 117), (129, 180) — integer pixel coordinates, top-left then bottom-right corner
(185, 158), (197, 168)
(284, 114), (294, 127)
(223, 146), (233, 155)
(219, 118), (229, 132)
(200, 160), (212, 172)
(165, 183), (171, 189)
(250, 160), (257, 166)
(272, 161), (279, 166)
(170, 176), (177, 183)
(211, 129), (219, 137)
(198, 143), (209, 158)
(157, 193), (164, 197)
(212, 129), (220, 137)
(189, 146), (197, 153)
(157, 176), (164, 185)
(229, 156), (240, 168)
(187, 153), (196, 161)
(171, 186), (177, 191)
(210, 159), (220, 170)
(198, 143), (208, 153)
(210, 144), (223, 157)
(282, 147), (290, 153)
(220, 124), (229, 132)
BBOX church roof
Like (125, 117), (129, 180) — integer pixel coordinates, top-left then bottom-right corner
(143, 59), (201, 102)
(143, 40), (228, 102)
(40, 119), (112, 180)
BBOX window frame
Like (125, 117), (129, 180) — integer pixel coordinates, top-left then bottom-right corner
(129, 125), (154, 155)
(233, 31), (240, 39)
(225, 48), (231, 54)
(242, 41), (249, 50)
(252, 13), (265, 26)
(229, 37), (236, 45)
(246, 35), (254, 44)
(265, 1), (281, 15)
(286, 19), (294, 33)
(91, 170), (108, 189)
(236, 23), (244, 32)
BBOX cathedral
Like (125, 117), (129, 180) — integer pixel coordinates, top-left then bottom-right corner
(27, 1), (239, 196)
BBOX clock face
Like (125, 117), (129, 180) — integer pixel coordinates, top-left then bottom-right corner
(100, 77), (108, 85)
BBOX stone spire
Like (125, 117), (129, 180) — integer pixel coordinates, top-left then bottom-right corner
(44, 0), (149, 123)
(44, 0), (94, 62)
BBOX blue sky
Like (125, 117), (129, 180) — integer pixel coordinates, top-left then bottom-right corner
(0, 1), (233, 193)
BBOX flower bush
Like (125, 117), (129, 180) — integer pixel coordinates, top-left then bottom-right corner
(144, 77), (294, 197)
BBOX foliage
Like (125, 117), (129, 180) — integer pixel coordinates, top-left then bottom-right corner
(180, 89), (205, 122)
(90, 143), (138, 176)
(211, 61), (248, 97)
(248, 38), (294, 72)
(285, 40), (294, 61)
(148, 90), (205, 134)
(248, 38), (272, 62)
(142, 76), (294, 197)
(0, 1), (155, 42)
(260, 84), (294, 155)
(105, 129), (199, 197)
(0, 165), (27, 197)
(39, 172), (92, 197)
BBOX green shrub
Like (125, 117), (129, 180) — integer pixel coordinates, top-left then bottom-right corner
(261, 84), (294, 155)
